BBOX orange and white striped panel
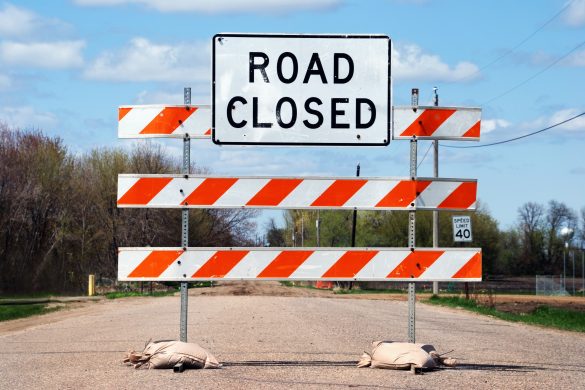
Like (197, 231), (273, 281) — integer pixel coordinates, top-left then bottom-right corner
(118, 105), (211, 138)
(118, 247), (482, 282)
(117, 175), (477, 211)
(393, 106), (481, 140)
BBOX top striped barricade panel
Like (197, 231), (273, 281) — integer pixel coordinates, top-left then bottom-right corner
(393, 106), (481, 141)
(117, 175), (478, 211)
(118, 105), (211, 138)
(118, 247), (482, 282)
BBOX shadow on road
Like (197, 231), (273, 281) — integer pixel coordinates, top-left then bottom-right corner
(455, 363), (544, 373)
(223, 360), (357, 367)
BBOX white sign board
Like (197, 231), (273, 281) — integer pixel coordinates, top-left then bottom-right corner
(212, 33), (391, 146)
(453, 216), (472, 242)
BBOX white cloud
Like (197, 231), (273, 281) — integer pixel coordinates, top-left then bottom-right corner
(73, 0), (340, 13)
(84, 37), (209, 82)
(563, 0), (585, 27)
(482, 119), (511, 134)
(0, 106), (58, 130)
(563, 49), (585, 67)
(0, 3), (71, 37)
(0, 40), (85, 69)
(392, 44), (480, 82)
(547, 108), (585, 132)
(0, 3), (38, 36)
(519, 108), (585, 136)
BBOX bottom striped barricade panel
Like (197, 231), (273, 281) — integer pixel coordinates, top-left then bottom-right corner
(118, 247), (482, 282)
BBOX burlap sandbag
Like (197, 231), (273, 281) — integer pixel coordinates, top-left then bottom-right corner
(358, 341), (441, 369)
(124, 340), (221, 369)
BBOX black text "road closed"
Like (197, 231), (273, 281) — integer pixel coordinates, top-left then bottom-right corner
(226, 52), (376, 130)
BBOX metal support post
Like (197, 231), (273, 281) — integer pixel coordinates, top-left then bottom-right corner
(408, 89), (418, 344)
(563, 245), (567, 291)
(351, 163), (360, 248)
(408, 137), (417, 344)
(180, 87), (191, 343)
(432, 87), (440, 296)
(572, 250), (575, 295)
(316, 210), (320, 247)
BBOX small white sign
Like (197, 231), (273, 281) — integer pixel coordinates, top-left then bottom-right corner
(212, 33), (391, 146)
(452, 216), (472, 242)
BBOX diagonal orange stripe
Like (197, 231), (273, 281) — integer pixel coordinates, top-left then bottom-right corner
(204, 128), (211, 136)
(387, 251), (443, 278)
(140, 106), (196, 135)
(118, 177), (172, 205)
(322, 251), (378, 278)
(400, 109), (456, 137)
(311, 180), (367, 207)
(375, 181), (416, 207)
(258, 250), (313, 278)
(184, 178), (238, 205)
(119, 107), (132, 121)
(416, 180), (432, 194)
(453, 252), (482, 279)
(192, 251), (249, 278)
(462, 121), (481, 138)
(246, 179), (303, 206)
(129, 250), (182, 278)
(438, 182), (477, 209)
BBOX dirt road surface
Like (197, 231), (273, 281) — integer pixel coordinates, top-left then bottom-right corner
(1, 282), (584, 389)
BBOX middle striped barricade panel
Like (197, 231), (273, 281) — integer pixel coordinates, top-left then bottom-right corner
(117, 175), (477, 211)
(118, 247), (482, 282)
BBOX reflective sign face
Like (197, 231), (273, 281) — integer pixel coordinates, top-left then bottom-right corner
(453, 216), (473, 242)
(212, 34), (391, 146)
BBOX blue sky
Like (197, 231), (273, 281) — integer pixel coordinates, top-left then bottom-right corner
(1, 0), (584, 232)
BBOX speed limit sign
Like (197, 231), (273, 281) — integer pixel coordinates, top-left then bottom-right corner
(452, 216), (472, 242)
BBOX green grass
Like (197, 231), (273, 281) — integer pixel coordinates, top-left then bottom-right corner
(426, 296), (585, 333)
(105, 290), (178, 299)
(0, 304), (61, 322)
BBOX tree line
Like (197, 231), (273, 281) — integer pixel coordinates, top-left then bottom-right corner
(266, 203), (585, 278)
(0, 125), (256, 293)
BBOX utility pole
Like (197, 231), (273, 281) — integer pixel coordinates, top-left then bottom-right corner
(432, 87), (440, 296)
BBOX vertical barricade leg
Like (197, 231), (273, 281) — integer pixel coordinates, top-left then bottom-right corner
(408, 282), (415, 343)
(180, 87), (191, 343)
(408, 129), (417, 344)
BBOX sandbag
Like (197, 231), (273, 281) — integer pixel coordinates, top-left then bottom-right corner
(124, 340), (221, 369)
(357, 341), (457, 370)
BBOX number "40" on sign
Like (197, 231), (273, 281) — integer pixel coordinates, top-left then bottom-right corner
(452, 216), (473, 242)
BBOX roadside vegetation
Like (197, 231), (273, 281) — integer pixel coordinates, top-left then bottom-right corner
(426, 295), (585, 333)
(0, 125), (257, 295)
(0, 304), (62, 322)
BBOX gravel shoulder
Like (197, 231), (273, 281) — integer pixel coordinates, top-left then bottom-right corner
(1, 282), (584, 389)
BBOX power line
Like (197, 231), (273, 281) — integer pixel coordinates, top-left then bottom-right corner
(483, 39), (585, 105)
(443, 110), (585, 149)
(417, 142), (433, 168)
(477, 2), (572, 71)
(450, 0), (573, 84)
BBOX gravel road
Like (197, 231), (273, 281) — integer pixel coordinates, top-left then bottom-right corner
(1, 283), (584, 389)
